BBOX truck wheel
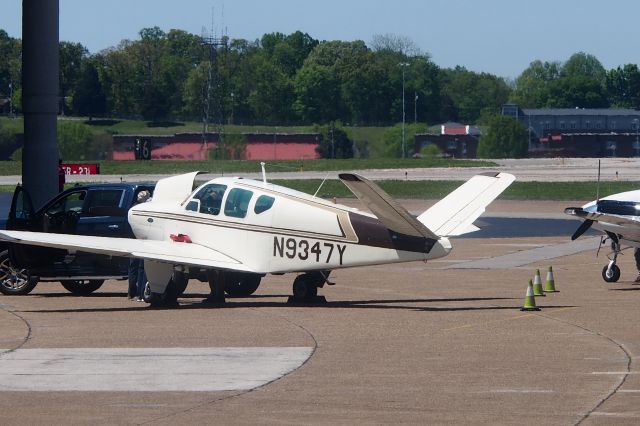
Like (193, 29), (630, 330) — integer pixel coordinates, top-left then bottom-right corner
(0, 250), (39, 295)
(60, 279), (105, 295)
(224, 272), (262, 296)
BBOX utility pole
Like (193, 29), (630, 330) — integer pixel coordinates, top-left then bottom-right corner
(201, 8), (228, 158)
(200, 34), (226, 142)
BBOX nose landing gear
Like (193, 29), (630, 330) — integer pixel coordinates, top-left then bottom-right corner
(601, 237), (622, 283)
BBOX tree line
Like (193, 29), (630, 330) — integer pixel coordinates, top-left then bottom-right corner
(3, 27), (638, 127)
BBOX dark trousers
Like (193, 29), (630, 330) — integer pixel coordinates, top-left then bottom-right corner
(128, 258), (140, 297)
(136, 261), (147, 298)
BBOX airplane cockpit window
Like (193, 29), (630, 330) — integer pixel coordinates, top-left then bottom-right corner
(224, 188), (253, 218)
(192, 184), (227, 215)
(254, 195), (275, 214)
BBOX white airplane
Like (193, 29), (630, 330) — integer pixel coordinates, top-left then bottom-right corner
(0, 171), (514, 306)
(565, 190), (640, 283)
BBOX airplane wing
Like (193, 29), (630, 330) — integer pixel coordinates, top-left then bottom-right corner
(565, 207), (640, 228)
(339, 173), (440, 240)
(0, 230), (255, 272)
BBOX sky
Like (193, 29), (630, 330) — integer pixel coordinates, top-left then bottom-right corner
(2, 0), (640, 79)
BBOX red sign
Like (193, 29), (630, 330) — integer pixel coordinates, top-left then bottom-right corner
(62, 163), (100, 175)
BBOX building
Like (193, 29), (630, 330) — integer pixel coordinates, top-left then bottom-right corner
(413, 122), (480, 158)
(502, 104), (640, 157)
(112, 133), (321, 161)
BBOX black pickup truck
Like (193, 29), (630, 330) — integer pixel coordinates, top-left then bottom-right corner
(0, 182), (155, 295)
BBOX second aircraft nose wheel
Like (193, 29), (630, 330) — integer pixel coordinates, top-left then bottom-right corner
(602, 264), (621, 283)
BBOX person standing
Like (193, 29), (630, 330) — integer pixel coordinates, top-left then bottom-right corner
(58, 159), (65, 192)
(635, 248), (640, 283)
(128, 190), (151, 300)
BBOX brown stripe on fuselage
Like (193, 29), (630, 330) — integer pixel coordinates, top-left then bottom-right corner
(348, 212), (437, 253)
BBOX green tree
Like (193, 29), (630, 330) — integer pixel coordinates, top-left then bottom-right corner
(606, 64), (640, 108)
(59, 41), (88, 114)
(0, 30), (21, 112)
(477, 115), (528, 158)
(441, 66), (511, 123)
(57, 121), (93, 160)
(72, 58), (106, 119)
(261, 31), (318, 76)
(293, 63), (339, 123)
(547, 75), (609, 108)
(0, 119), (22, 159)
(315, 123), (353, 158)
(511, 59), (561, 107)
(383, 122), (428, 157)
(561, 52), (606, 82)
(247, 53), (296, 123)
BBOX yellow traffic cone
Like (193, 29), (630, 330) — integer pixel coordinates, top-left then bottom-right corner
(532, 269), (545, 296)
(521, 280), (541, 311)
(544, 266), (558, 293)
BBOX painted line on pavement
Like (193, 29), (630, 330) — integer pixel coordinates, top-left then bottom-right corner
(446, 237), (599, 269)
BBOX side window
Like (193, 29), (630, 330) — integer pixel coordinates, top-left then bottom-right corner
(254, 195), (275, 214)
(224, 188), (253, 218)
(185, 200), (200, 212)
(87, 190), (125, 210)
(14, 190), (33, 220)
(45, 191), (87, 216)
(192, 184), (227, 215)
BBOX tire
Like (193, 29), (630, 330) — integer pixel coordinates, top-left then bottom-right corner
(60, 279), (105, 295)
(0, 250), (39, 295)
(602, 264), (621, 283)
(142, 281), (161, 304)
(292, 275), (318, 301)
(173, 270), (189, 296)
(224, 272), (262, 296)
(143, 280), (179, 308)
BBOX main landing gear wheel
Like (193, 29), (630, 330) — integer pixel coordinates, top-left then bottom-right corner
(602, 264), (621, 283)
(0, 250), (38, 295)
(143, 275), (183, 308)
(60, 279), (105, 295)
(224, 272), (262, 296)
(290, 271), (329, 303)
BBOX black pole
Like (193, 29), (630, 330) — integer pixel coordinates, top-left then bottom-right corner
(22, 0), (60, 209)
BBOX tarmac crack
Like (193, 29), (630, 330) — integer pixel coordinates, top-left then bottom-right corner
(0, 308), (32, 356)
(534, 312), (632, 426)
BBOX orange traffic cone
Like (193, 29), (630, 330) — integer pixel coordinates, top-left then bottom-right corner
(521, 280), (541, 311)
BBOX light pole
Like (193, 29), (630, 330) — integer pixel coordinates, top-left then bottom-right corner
(414, 91), (418, 124)
(399, 62), (409, 158)
(634, 118), (639, 156)
(8, 82), (13, 118)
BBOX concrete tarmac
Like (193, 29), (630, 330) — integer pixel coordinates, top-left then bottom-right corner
(1, 201), (640, 424)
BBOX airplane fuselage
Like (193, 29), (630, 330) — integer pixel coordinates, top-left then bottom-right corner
(129, 177), (452, 274)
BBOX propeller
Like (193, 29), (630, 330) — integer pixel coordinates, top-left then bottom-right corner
(571, 219), (594, 240)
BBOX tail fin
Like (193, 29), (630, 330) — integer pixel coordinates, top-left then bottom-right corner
(417, 172), (515, 236)
(339, 173), (439, 240)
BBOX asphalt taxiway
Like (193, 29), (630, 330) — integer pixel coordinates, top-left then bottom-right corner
(1, 200), (640, 425)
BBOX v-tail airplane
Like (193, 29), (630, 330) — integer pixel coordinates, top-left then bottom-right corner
(0, 171), (515, 306)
